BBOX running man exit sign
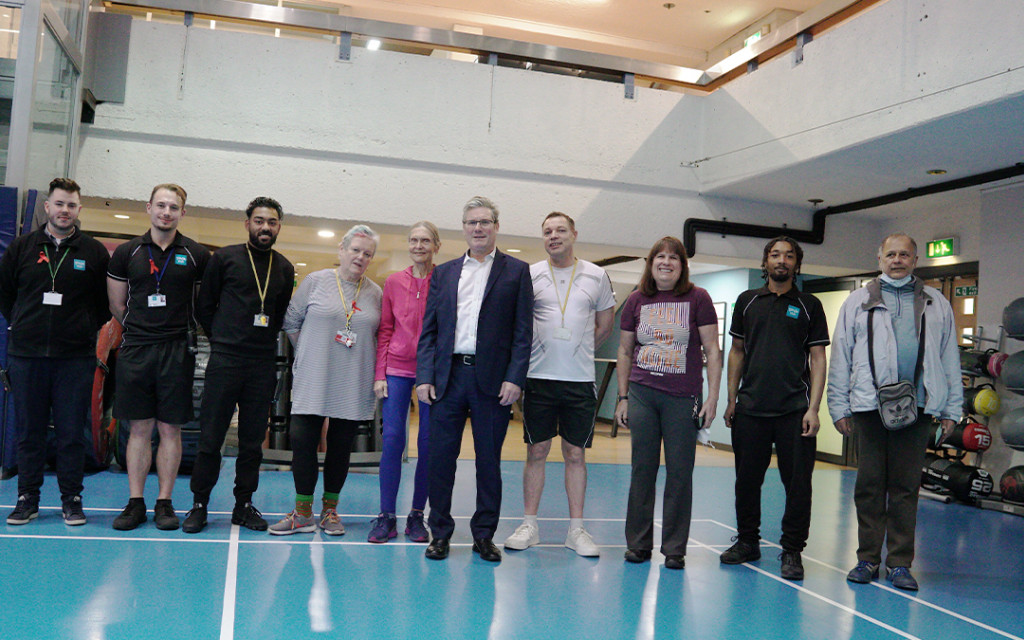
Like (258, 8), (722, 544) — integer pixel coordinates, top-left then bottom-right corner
(926, 236), (959, 258)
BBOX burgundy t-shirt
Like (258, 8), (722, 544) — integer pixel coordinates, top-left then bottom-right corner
(620, 286), (717, 397)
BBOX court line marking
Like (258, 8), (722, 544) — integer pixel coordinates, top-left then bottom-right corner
(703, 518), (1024, 640)
(689, 537), (923, 640)
(219, 525), (240, 640)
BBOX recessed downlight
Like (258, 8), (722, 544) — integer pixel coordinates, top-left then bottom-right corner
(926, 169), (947, 175)
(318, 230), (335, 238)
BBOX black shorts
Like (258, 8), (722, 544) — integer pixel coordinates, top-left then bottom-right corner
(522, 378), (597, 448)
(114, 340), (196, 425)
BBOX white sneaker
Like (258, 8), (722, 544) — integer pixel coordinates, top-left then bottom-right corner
(503, 522), (540, 550)
(565, 527), (600, 557)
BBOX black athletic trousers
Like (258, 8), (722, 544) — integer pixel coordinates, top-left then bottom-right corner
(731, 409), (816, 552)
(190, 352), (277, 505)
(288, 414), (360, 497)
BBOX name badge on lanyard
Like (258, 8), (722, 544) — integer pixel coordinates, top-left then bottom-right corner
(336, 329), (356, 347)
(254, 313), (270, 327)
(43, 291), (63, 306)
(148, 294), (167, 307)
(552, 326), (572, 341)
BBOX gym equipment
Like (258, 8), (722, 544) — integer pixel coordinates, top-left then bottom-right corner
(922, 453), (994, 502)
(963, 384), (1001, 416)
(1004, 297), (1024, 339)
(1000, 466), (1024, 504)
(999, 407), (1024, 451)
(92, 318), (124, 466)
(960, 348), (1009, 379)
(1001, 352), (1024, 396)
(933, 420), (992, 452)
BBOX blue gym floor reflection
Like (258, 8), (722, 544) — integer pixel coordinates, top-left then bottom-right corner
(2, 459), (1023, 640)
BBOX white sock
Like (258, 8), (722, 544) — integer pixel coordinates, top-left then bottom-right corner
(569, 518), (584, 531)
(524, 515), (538, 528)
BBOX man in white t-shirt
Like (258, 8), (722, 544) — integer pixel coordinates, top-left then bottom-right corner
(503, 212), (616, 557)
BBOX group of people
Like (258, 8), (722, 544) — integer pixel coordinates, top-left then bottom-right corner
(0, 179), (962, 590)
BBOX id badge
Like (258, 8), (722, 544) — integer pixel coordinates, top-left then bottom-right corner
(42, 291), (63, 306)
(148, 293), (167, 308)
(254, 313), (270, 327)
(552, 326), (572, 341)
(335, 329), (356, 347)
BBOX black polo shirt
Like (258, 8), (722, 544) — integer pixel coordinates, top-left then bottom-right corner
(729, 285), (830, 417)
(107, 230), (210, 346)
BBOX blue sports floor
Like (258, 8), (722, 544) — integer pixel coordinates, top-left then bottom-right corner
(2, 456), (1023, 640)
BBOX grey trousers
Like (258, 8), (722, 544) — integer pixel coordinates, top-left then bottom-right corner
(625, 383), (699, 557)
(852, 410), (932, 568)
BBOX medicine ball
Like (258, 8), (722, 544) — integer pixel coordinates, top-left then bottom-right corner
(960, 348), (1010, 379)
(1000, 407), (1024, 451)
(963, 384), (1001, 416)
(922, 453), (994, 502)
(1004, 297), (1024, 340)
(1002, 352), (1024, 396)
(934, 420), (992, 452)
(1000, 466), (1024, 504)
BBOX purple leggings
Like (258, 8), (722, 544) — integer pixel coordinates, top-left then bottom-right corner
(378, 375), (431, 514)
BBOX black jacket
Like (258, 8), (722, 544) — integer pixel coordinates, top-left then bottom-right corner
(0, 227), (111, 358)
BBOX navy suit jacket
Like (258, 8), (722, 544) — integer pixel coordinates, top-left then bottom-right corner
(416, 249), (533, 399)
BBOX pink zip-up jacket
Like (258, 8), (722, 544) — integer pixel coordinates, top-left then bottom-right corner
(375, 266), (432, 380)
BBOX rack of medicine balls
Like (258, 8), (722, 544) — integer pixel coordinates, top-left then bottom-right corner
(246, 332), (382, 470)
(921, 297), (1024, 515)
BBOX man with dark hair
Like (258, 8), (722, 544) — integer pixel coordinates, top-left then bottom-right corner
(721, 236), (829, 580)
(0, 178), (110, 526)
(416, 196), (533, 562)
(107, 184), (209, 531)
(183, 197), (294, 533)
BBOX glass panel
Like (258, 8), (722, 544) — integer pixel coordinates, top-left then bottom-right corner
(0, 7), (20, 183)
(24, 24), (78, 191)
(50, 0), (85, 48)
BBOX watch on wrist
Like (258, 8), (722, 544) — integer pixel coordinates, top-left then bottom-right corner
(617, 395), (628, 401)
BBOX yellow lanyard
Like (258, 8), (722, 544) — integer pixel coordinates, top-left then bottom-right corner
(246, 245), (273, 315)
(547, 258), (577, 328)
(334, 269), (363, 330)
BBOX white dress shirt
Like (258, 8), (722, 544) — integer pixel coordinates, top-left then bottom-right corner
(454, 248), (496, 354)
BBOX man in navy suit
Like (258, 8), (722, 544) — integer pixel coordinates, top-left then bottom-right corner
(417, 196), (533, 562)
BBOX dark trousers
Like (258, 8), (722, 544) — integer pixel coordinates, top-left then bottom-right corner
(289, 414), (360, 497)
(731, 410), (816, 551)
(190, 352), (277, 505)
(427, 361), (510, 540)
(625, 383), (698, 557)
(8, 355), (94, 502)
(852, 410), (932, 568)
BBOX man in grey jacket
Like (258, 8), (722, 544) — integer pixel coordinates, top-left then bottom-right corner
(827, 233), (961, 591)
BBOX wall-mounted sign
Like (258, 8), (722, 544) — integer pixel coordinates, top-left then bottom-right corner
(955, 285), (978, 297)
(926, 236), (959, 258)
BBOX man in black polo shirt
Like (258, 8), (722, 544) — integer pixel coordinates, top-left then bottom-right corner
(183, 197), (294, 533)
(0, 178), (110, 526)
(107, 184), (210, 531)
(721, 236), (829, 580)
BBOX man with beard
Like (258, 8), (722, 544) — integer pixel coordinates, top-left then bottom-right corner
(720, 236), (829, 580)
(183, 197), (294, 533)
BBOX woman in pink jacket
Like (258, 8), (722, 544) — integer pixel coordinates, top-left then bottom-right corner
(368, 221), (440, 543)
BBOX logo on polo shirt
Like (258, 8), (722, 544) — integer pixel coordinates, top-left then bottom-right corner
(174, 254), (188, 266)
(786, 305), (800, 319)
(73, 259), (86, 271)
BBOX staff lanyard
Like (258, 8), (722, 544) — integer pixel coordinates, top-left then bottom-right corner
(334, 269), (363, 331)
(147, 246), (174, 293)
(246, 246), (273, 315)
(547, 258), (577, 328)
(42, 245), (70, 292)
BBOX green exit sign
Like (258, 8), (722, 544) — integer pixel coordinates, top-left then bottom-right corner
(926, 236), (959, 258)
(955, 285), (978, 297)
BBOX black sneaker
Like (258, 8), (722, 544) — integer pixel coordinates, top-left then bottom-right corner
(153, 499), (179, 531)
(720, 539), (761, 564)
(62, 496), (87, 526)
(7, 494), (39, 525)
(182, 503), (207, 534)
(232, 502), (268, 531)
(780, 550), (804, 580)
(112, 498), (147, 531)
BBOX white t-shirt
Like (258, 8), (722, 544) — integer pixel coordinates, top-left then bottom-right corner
(528, 258), (616, 382)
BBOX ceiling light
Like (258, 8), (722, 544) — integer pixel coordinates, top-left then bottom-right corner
(366, 39), (381, 51)
(506, 248), (521, 253)
(114, 214), (130, 219)
(296, 262), (307, 267)
(318, 230), (335, 238)
(926, 169), (947, 175)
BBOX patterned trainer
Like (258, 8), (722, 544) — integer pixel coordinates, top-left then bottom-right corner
(268, 510), (317, 536)
(368, 513), (397, 543)
(319, 508), (345, 536)
(405, 510), (430, 543)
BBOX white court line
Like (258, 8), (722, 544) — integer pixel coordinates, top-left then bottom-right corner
(690, 538), (923, 640)
(219, 525), (240, 640)
(703, 518), (1024, 640)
